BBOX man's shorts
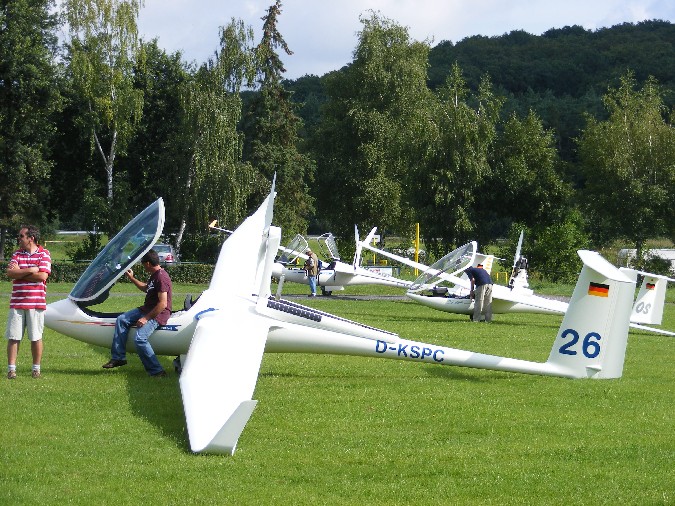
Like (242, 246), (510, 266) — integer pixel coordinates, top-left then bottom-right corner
(5, 308), (45, 342)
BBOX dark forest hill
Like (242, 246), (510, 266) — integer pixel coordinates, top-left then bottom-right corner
(285, 20), (675, 161)
(428, 20), (675, 95)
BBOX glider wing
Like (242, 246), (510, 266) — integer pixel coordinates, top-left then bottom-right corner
(179, 304), (269, 454)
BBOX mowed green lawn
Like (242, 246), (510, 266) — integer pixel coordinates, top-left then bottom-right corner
(1, 281), (673, 505)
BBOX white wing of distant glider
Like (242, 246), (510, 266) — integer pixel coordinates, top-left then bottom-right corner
(359, 236), (461, 278)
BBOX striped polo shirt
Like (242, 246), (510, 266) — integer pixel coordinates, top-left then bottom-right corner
(9, 246), (52, 310)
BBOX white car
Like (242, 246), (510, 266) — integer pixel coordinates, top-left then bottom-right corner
(154, 243), (179, 265)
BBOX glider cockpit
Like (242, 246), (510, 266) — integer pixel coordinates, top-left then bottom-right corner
(70, 198), (165, 308)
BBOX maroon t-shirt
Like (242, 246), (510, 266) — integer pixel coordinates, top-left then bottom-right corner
(139, 268), (172, 325)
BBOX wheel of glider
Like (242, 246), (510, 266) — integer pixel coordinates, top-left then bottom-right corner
(173, 356), (182, 375)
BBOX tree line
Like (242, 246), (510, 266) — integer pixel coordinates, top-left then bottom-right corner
(1, 1), (674, 281)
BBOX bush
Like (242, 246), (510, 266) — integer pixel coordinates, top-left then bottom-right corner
(163, 263), (214, 284)
(498, 212), (591, 284)
(632, 252), (673, 276)
(65, 233), (104, 262)
(2, 262), (215, 285)
(177, 234), (224, 264)
(48, 263), (90, 283)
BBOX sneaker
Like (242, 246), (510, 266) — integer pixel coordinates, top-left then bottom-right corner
(32, 370), (41, 379)
(7, 370), (16, 380)
(102, 359), (128, 369)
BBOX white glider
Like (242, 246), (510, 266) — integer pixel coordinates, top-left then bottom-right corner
(358, 230), (569, 315)
(358, 229), (674, 336)
(46, 183), (639, 456)
(271, 227), (413, 295)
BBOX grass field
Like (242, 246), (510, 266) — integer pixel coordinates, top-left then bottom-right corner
(1, 280), (673, 505)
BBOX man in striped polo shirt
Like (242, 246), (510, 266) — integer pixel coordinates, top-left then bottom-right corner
(5, 225), (51, 379)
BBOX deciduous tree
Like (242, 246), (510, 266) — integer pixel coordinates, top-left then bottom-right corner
(124, 40), (191, 231)
(579, 72), (675, 255)
(65, 0), (144, 231)
(0, 0), (61, 255)
(489, 110), (571, 229)
(314, 12), (432, 242)
(413, 63), (503, 254)
(175, 19), (257, 253)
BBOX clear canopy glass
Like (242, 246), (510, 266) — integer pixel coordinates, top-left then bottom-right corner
(277, 234), (308, 264)
(408, 241), (476, 293)
(69, 199), (165, 303)
(318, 233), (340, 260)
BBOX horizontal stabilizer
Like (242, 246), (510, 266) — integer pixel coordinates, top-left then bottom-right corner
(202, 401), (258, 454)
(629, 322), (675, 337)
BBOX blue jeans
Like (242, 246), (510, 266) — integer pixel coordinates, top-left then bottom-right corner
(111, 308), (164, 375)
(308, 275), (318, 295)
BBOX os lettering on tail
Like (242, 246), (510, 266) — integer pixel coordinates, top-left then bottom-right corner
(635, 302), (651, 315)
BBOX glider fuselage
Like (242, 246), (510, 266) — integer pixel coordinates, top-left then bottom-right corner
(406, 290), (567, 316)
(273, 263), (411, 294)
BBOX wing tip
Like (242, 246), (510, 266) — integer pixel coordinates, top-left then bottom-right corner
(187, 400), (259, 455)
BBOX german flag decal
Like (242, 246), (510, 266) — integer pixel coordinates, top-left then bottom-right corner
(588, 282), (609, 297)
(646, 282), (656, 290)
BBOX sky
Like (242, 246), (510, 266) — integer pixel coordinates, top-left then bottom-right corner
(136, 0), (675, 79)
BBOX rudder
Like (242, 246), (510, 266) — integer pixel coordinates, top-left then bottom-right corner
(546, 251), (635, 379)
(620, 268), (673, 326)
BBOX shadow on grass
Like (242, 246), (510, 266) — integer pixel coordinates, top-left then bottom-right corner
(424, 364), (520, 382)
(124, 369), (190, 453)
(260, 363), (497, 383)
(85, 344), (189, 453)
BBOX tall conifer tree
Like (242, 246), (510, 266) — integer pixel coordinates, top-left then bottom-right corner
(242, 0), (315, 238)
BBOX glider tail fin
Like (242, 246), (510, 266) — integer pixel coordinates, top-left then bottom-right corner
(256, 226), (282, 300)
(512, 230), (524, 270)
(354, 226), (378, 268)
(353, 225), (362, 268)
(545, 250), (635, 379)
(620, 268), (673, 326)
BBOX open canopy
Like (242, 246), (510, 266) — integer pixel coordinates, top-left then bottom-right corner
(318, 233), (340, 261)
(277, 234), (309, 264)
(69, 199), (165, 304)
(408, 241), (477, 293)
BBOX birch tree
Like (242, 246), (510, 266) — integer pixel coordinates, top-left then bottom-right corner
(65, 0), (144, 228)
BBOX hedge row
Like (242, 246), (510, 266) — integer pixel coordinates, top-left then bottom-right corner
(1, 262), (215, 285)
